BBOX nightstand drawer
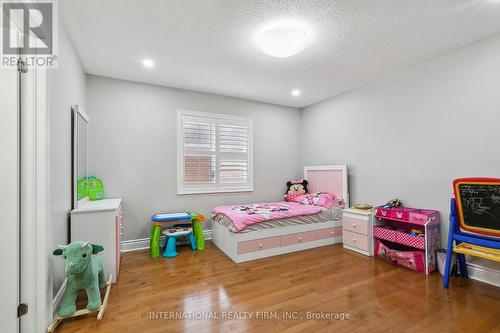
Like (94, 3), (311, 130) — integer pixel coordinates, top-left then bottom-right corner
(315, 227), (342, 240)
(343, 215), (369, 235)
(343, 230), (369, 252)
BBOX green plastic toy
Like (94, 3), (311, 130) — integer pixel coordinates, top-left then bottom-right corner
(53, 241), (106, 317)
(88, 177), (105, 200)
(78, 177), (105, 201)
(77, 177), (89, 200)
(192, 220), (205, 251)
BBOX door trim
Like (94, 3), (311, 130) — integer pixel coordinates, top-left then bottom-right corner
(0, 66), (21, 333)
(19, 64), (50, 333)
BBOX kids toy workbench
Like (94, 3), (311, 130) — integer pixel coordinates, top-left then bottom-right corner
(150, 211), (206, 258)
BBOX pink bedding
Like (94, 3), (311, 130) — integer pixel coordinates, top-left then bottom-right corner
(212, 202), (322, 232)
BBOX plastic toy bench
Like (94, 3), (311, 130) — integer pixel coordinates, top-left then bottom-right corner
(150, 211), (206, 259)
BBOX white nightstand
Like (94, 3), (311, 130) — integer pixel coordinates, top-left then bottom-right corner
(342, 208), (376, 256)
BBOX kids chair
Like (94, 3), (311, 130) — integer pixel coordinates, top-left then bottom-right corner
(162, 227), (196, 258)
(443, 178), (500, 288)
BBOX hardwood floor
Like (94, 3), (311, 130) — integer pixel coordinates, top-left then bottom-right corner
(57, 242), (500, 333)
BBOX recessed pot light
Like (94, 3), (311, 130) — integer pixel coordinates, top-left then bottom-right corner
(255, 20), (311, 58)
(142, 59), (154, 68)
(291, 89), (301, 96)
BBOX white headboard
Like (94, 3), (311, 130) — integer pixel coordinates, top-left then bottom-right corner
(304, 165), (349, 207)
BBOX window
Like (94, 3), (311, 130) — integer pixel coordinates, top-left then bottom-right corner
(177, 110), (253, 194)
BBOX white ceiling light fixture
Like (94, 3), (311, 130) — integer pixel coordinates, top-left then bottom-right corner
(291, 89), (301, 96)
(142, 59), (154, 68)
(255, 19), (311, 58)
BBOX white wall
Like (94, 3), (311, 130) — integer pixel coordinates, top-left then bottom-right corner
(86, 75), (302, 241)
(47, 19), (87, 297)
(301, 34), (500, 248)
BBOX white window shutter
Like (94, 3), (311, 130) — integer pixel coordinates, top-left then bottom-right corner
(219, 159), (248, 183)
(178, 110), (253, 194)
(219, 124), (248, 153)
(183, 155), (216, 183)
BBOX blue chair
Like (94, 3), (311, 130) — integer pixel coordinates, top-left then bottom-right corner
(162, 227), (196, 258)
(444, 198), (500, 288)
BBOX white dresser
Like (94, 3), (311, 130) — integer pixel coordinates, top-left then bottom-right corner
(70, 198), (123, 283)
(342, 208), (376, 256)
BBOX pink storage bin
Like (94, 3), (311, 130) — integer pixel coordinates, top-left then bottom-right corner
(374, 239), (426, 274)
(390, 208), (417, 222)
(373, 226), (396, 242)
(395, 231), (425, 250)
(408, 209), (439, 225)
(376, 207), (392, 219)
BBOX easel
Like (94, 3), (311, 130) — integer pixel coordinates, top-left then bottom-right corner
(47, 274), (112, 332)
(444, 195), (500, 288)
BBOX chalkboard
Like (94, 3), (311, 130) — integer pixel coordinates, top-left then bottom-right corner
(455, 181), (500, 234)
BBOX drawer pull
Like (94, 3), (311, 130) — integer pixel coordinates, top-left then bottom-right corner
(353, 238), (357, 243)
(258, 243), (263, 248)
(297, 237), (303, 241)
(330, 231), (334, 235)
(352, 224), (356, 227)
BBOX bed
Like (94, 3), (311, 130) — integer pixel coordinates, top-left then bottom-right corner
(212, 165), (349, 263)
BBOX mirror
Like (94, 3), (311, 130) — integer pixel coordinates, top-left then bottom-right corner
(72, 105), (90, 209)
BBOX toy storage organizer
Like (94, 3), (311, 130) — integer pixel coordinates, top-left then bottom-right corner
(373, 207), (441, 274)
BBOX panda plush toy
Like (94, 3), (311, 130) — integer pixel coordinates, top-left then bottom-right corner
(284, 179), (309, 202)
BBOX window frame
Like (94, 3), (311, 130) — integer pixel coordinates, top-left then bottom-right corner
(177, 109), (254, 195)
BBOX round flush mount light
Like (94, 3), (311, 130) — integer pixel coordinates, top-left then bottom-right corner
(255, 20), (311, 58)
(291, 89), (301, 96)
(142, 59), (154, 68)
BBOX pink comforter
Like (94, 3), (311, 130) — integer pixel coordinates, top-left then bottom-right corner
(212, 202), (322, 232)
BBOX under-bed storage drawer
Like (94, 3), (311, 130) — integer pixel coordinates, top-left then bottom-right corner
(315, 227), (342, 240)
(237, 236), (281, 254)
(281, 231), (317, 247)
(343, 230), (369, 252)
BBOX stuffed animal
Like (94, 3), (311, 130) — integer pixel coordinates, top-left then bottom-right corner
(53, 241), (106, 317)
(286, 179), (309, 195)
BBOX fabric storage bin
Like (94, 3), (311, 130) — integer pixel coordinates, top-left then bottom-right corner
(408, 209), (438, 225)
(395, 231), (425, 250)
(376, 207), (392, 218)
(390, 208), (417, 222)
(373, 226), (397, 242)
(374, 239), (426, 273)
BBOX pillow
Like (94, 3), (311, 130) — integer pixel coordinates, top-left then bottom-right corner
(287, 192), (344, 208)
(284, 193), (303, 203)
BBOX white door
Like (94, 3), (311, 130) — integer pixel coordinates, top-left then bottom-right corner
(0, 68), (21, 332)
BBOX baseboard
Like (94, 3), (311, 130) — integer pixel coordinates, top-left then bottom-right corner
(467, 262), (500, 287)
(52, 278), (67, 318)
(121, 230), (213, 252)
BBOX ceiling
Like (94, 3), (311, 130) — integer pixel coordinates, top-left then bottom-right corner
(62, 0), (500, 108)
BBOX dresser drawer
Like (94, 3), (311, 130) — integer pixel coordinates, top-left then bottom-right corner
(237, 236), (281, 254)
(315, 227), (342, 240)
(343, 230), (369, 252)
(281, 231), (316, 247)
(343, 215), (369, 235)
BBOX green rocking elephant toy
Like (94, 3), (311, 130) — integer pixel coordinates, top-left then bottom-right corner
(53, 241), (106, 317)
